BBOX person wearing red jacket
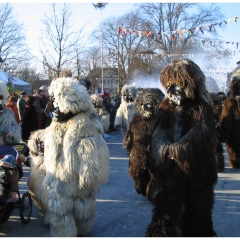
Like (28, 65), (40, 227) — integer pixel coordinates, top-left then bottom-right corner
(6, 96), (20, 124)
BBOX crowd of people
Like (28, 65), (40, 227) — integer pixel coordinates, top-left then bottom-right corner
(0, 79), (121, 206)
(5, 86), (51, 143)
(1, 60), (240, 237)
(2, 80), (122, 145)
(95, 91), (121, 133)
(0, 83), (50, 203)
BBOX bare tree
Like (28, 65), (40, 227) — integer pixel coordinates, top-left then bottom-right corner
(14, 67), (43, 84)
(136, 3), (230, 68)
(71, 36), (87, 81)
(0, 3), (29, 73)
(91, 11), (146, 86)
(38, 3), (85, 81)
(89, 3), (230, 88)
(81, 46), (101, 92)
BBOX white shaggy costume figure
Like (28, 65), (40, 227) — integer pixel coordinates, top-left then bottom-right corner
(91, 93), (110, 133)
(114, 84), (138, 135)
(0, 81), (21, 144)
(27, 77), (109, 237)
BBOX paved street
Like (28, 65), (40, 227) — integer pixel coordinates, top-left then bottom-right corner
(0, 130), (240, 237)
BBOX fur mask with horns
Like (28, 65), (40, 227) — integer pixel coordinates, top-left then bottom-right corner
(160, 58), (210, 106)
(136, 88), (165, 118)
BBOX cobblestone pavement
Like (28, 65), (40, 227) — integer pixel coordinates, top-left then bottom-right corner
(0, 130), (240, 237)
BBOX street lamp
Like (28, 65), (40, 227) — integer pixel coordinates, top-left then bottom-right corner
(92, 3), (108, 94)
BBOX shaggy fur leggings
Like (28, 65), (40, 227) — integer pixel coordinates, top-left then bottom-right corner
(146, 184), (216, 237)
(47, 187), (96, 237)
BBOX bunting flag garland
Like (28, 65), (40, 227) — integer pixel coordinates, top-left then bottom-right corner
(118, 14), (240, 48)
(125, 49), (240, 61)
(117, 15), (239, 91)
(119, 27), (240, 49)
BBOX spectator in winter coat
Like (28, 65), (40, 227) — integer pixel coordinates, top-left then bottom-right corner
(17, 91), (28, 124)
(100, 92), (118, 132)
(39, 85), (49, 109)
(21, 95), (41, 142)
(6, 96), (20, 124)
(34, 89), (45, 129)
(39, 85), (51, 128)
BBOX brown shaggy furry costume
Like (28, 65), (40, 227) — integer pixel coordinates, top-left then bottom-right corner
(147, 59), (217, 237)
(210, 92), (226, 172)
(123, 88), (164, 196)
(219, 79), (240, 168)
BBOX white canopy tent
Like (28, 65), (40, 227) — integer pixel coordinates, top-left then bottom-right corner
(11, 76), (30, 86)
(0, 70), (31, 92)
(0, 71), (9, 83)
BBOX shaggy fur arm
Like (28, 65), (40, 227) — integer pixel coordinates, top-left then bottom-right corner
(101, 114), (110, 133)
(168, 117), (216, 180)
(4, 108), (21, 143)
(114, 105), (124, 127)
(28, 130), (46, 158)
(60, 135), (109, 190)
(28, 129), (47, 186)
(151, 126), (172, 166)
(59, 119), (109, 190)
(90, 113), (104, 136)
(219, 99), (234, 140)
(216, 125), (227, 143)
(78, 137), (109, 188)
(127, 102), (138, 122)
(123, 126), (133, 151)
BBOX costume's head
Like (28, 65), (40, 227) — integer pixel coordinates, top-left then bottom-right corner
(136, 88), (164, 118)
(47, 77), (94, 122)
(121, 84), (137, 103)
(230, 77), (240, 97)
(0, 81), (9, 112)
(160, 58), (209, 106)
(216, 91), (226, 108)
(91, 94), (103, 108)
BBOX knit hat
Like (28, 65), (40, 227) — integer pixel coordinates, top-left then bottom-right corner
(103, 91), (108, 97)
(20, 91), (27, 96)
(0, 154), (16, 168)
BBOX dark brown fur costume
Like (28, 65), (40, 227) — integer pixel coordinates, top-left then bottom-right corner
(123, 88), (164, 196)
(147, 59), (217, 237)
(219, 79), (240, 168)
(210, 92), (226, 172)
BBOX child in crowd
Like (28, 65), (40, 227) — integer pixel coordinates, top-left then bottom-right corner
(0, 153), (30, 202)
(0, 154), (18, 202)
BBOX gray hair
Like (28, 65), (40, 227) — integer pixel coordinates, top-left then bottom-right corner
(39, 85), (48, 91)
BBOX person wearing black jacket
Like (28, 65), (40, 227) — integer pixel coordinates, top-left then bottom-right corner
(101, 92), (118, 132)
(21, 95), (41, 142)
